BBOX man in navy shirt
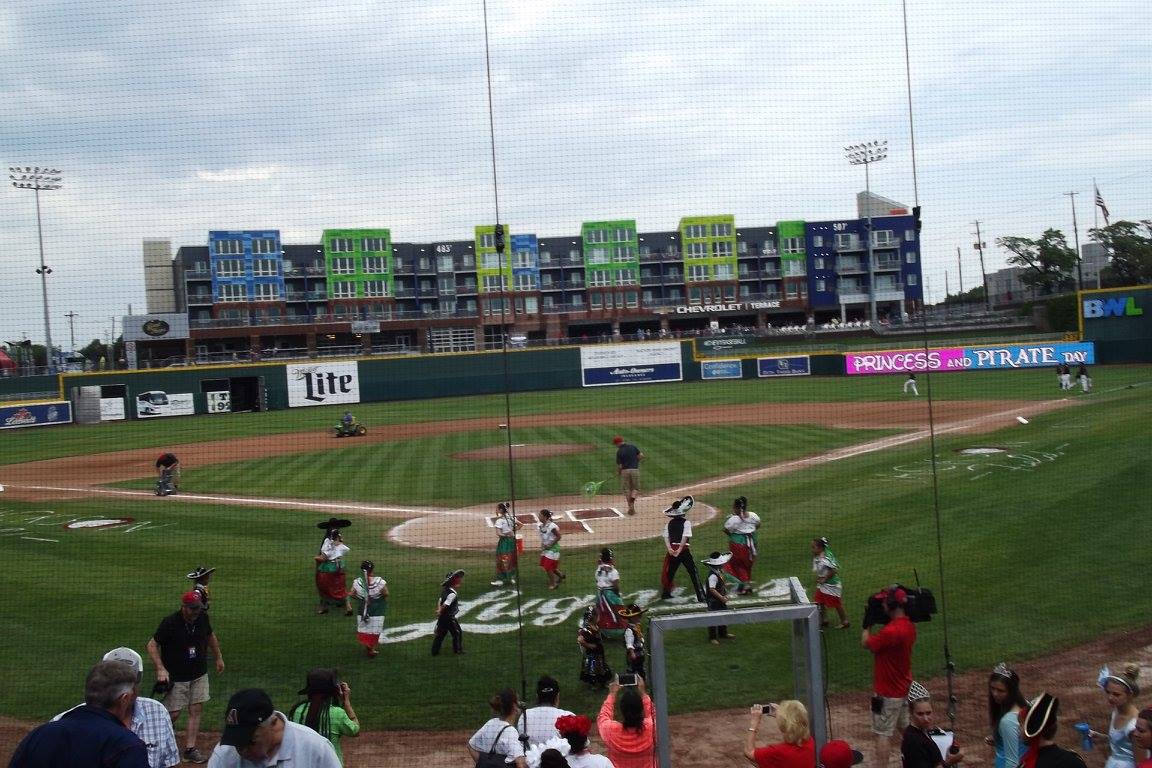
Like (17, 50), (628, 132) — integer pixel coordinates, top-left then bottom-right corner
(613, 436), (644, 516)
(10, 660), (148, 767)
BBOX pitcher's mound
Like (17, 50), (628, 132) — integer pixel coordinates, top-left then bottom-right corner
(453, 443), (594, 460)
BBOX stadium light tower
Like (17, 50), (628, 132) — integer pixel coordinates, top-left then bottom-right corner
(10, 166), (64, 373)
(845, 141), (888, 325)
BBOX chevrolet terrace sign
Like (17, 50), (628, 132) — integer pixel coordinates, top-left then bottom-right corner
(673, 300), (781, 314)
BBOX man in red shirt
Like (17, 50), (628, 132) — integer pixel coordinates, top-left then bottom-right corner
(860, 587), (917, 768)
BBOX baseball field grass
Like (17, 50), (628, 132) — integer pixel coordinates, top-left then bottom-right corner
(0, 367), (1148, 731)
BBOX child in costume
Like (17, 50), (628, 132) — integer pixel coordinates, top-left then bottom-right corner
(619, 604), (647, 681)
(577, 607), (613, 688)
(351, 559), (388, 658)
(432, 569), (465, 656)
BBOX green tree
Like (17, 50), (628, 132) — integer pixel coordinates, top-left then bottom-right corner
(78, 338), (107, 366)
(995, 229), (1076, 295)
(1089, 220), (1152, 287)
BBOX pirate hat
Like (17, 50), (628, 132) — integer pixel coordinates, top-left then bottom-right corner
(186, 566), (216, 581)
(1022, 692), (1059, 739)
(701, 551), (732, 567)
(316, 517), (352, 530)
(442, 568), (465, 586)
(663, 495), (694, 517)
(617, 603), (645, 619)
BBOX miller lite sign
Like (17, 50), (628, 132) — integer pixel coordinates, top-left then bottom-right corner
(286, 362), (361, 408)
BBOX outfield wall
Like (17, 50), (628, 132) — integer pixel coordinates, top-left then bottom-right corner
(1080, 285), (1152, 363)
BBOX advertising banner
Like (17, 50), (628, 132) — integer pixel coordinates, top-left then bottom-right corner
(701, 360), (744, 380)
(135, 391), (196, 419)
(206, 391), (232, 414)
(757, 355), (811, 377)
(696, 336), (751, 356)
(121, 313), (190, 342)
(99, 398), (126, 421)
(0, 401), (73, 430)
(845, 342), (1095, 375)
(351, 320), (380, 334)
(287, 361), (361, 407)
(580, 342), (683, 387)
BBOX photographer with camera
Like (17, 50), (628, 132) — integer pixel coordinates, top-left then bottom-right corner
(288, 669), (359, 766)
(743, 701), (815, 768)
(861, 586), (917, 768)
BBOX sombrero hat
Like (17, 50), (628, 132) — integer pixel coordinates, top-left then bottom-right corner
(316, 517), (352, 530)
(701, 551), (732, 567)
(442, 569), (465, 587)
(186, 566), (216, 580)
(663, 495), (694, 517)
(617, 603), (645, 619)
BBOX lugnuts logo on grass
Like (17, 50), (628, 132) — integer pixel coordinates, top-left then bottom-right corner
(286, 362), (361, 407)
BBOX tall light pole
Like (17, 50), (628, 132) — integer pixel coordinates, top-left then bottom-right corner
(845, 140), (887, 324)
(10, 166), (63, 372)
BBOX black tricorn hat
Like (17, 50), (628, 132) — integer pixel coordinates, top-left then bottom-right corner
(1022, 692), (1059, 739)
(316, 517), (352, 530)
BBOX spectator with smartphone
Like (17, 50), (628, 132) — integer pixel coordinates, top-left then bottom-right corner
(287, 669), (360, 766)
(743, 700), (815, 768)
(597, 675), (655, 768)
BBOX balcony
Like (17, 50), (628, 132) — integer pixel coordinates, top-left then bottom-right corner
(833, 241), (863, 253)
(876, 286), (905, 301)
(837, 259), (865, 274)
(185, 269), (211, 280)
(187, 293), (213, 305)
(875, 257), (902, 271)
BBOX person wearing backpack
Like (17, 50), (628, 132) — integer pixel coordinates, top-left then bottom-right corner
(468, 688), (527, 767)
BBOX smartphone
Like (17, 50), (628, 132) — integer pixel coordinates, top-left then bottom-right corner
(618, 673), (638, 686)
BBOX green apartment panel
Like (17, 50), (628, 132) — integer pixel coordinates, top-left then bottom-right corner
(581, 219), (639, 288)
(322, 228), (394, 299)
(475, 224), (514, 293)
(679, 214), (737, 281)
(775, 221), (806, 262)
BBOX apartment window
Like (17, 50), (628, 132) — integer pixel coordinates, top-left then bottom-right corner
(330, 238), (354, 253)
(253, 283), (280, 301)
(393, 258), (406, 271)
(215, 259), (244, 277)
(587, 248), (609, 265)
(668, 288), (683, 301)
(484, 297), (506, 315)
(418, 257), (431, 271)
(624, 291), (638, 308)
(363, 256), (387, 274)
(331, 258), (355, 275)
(784, 260), (807, 277)
(331, 281), (357, 299)
(589, 270), (612, 287)
(813, 257), (825, 271)
(585, 229), (607, 244)
(711, 222), (732, 237)
(437, 255), (453, 272)
(513, 273), (537, 291)
(738, 241), (748, 254)
(905, 252), (917, 264)
(252, 238), (276, 254)
(905, 229), (916, 242)
(539, 250), (552, 263)
(684, 224), (707, 239)
(686, 242), (708, 258)
(568, 249), (581, 261)
(813, 235), (826, 248)
(723, 286), (736, 301)
(815, 278), (828, 292)
(617, 272), (637, 286)
(835, 233), (859, 251)
(513, 251), (534, 268)
(253, 259), (278, 277)
(613, 228), (634, 242)
(362, 236), (388, 252)
(712, 241), (733, 257)
(907, 274), (918, 286)
(523, 297), (538, 313)
(481, 254), (501, 270)
(714, 263), (734, 280)
(570, 294), (584, 307)
(215, 239), (243, 255)
(482, 275), (506, 291)
(872, 230), (895, 247)
(687, 265), (708, 282)
(363, 280), (388, 297)
(480, 233), (494, 248)
(782, 237), (803, 254)
(689, 287), (703, 303)
(218, 284), (248, 302)
(613, 246), (635, 262)
(785, 283), (799, 299)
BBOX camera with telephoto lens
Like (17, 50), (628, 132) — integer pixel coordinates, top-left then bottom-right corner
(862, 584), (937, 628)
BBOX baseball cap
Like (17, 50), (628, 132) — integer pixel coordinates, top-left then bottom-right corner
(181, 591), (204, 608)
(612, 436), (624, 445)
(220, 689), (275, 747)
(102, 647), (143, 677)
(820, 740), (864, 768)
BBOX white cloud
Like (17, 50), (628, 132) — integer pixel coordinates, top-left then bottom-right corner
(195, 166), (281, 183)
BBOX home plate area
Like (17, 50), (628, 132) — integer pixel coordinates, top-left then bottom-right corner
(387, 496), (717, 551)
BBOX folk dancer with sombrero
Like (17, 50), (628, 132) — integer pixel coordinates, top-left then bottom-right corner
(314, 518), (353, 616)
(618, 604), (647, 680)
(491, 502), (521, 588)
(432, 569), (466, 656)
(351, 560), (388, 658)
(186, 566), (216, 610)
(702, 551), (734, 645)
(723, 496), (760, 595)
(577, 607), (613, 689)
(538, 509), (567, 590)
(594, 547), (627, 637)
(660, 496), (705, 602)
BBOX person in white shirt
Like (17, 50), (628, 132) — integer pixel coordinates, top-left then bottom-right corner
(468, 688), (527, 767)
(537, 509), (567, 590)
(314, 520), (353, 616)
(722, 496), (761, 595)
(556, 714), (615, 768)
(208, 688), (340, 768)
(518, 676), (574, 747)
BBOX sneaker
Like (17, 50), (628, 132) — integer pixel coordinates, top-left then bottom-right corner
(709, 639), (720, 646)
(184, 747), (208, 764)
(490, 579), (505, 586)
(510, 578), (517, 585)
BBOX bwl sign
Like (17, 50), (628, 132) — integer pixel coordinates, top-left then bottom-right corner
(674, 300), (781, 314)
(286, 362), (361, 407)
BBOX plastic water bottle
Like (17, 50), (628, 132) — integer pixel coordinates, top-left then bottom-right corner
(1073, 723), (1093, 751)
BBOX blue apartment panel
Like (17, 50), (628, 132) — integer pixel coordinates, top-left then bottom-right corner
(805, 221), (839, 309)
(510, 234), (540, 287)
(208, 230), (285, 303)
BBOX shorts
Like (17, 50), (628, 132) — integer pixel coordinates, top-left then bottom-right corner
(871, 695), (909, 736)
(814, 591), (843, 609)
(620, 468), (640, 496)
(539, 554), (559, 572)
(163, 675), (210, 712)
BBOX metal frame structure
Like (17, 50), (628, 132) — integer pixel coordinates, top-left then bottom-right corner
(647, 577), (827, 768)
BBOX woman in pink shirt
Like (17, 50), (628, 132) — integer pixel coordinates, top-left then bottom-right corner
(597, 676), (656, 768)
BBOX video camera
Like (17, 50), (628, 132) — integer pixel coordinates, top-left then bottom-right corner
(862, 583), (937, 628)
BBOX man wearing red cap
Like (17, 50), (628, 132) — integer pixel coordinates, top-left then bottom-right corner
(146, 592), (224, 764)
(861, 586), (917, 768)
(613, 436), (644, 516)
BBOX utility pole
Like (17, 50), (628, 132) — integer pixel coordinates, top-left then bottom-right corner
(64, 311), (78, 352)
(955, 247), (964, 296)
(1064, 191), (1083, 291)
(972, 221), (990, 311)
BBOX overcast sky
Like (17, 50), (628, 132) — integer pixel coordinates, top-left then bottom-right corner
(2, 0), (1148, 346)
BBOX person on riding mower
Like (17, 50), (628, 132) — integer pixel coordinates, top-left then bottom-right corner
(342, 412), (354, 427)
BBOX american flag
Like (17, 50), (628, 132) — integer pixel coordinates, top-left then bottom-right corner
(1094, 185), (1110, 225)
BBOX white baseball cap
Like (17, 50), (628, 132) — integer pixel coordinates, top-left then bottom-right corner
(103, 647), (143, 677)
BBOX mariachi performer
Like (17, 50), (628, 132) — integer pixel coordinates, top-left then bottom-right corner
(618, 604), (647, 680)
(491, 502), (521, 588)
(185, 566), (216, 610)
(594, 547), (626, 637)
(577, 607), (613, 689)
(314, 517), (354, 616)
(702, 551), (734, 645)
(432, 569), (465, 656)
(351, 559), (388, 658)
(660, 495), (705, 602)
(723, 496), (761, 595)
